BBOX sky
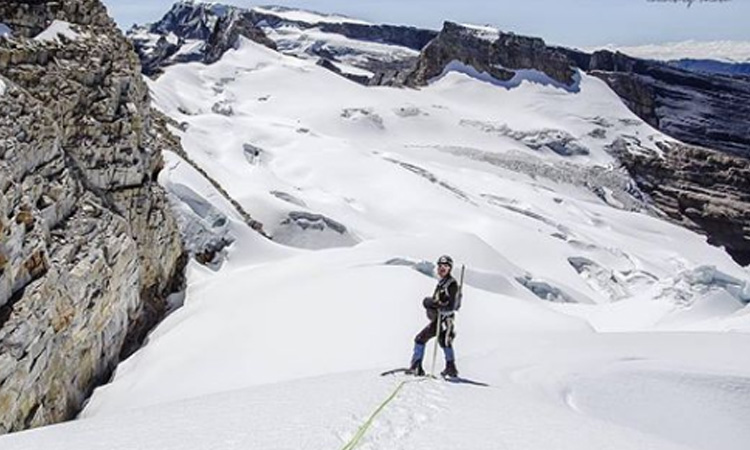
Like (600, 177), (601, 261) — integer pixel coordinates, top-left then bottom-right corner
(102, 0), (750, 47)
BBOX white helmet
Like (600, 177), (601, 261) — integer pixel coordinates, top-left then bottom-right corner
(436, 255), (453, 268)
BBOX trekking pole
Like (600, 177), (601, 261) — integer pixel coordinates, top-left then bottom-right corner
(430, 310), (442, 378)
(458, 264), (465, 308)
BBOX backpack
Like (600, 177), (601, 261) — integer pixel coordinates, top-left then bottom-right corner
(454, 265), (465, 311)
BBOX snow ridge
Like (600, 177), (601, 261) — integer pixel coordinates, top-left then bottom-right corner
(252, 5), (372, 25)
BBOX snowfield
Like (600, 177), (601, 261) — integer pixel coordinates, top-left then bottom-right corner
(33, 20), (82, 43)
(4, 335), (750, 450)
(251, 5), (372, 26)
(2, 33), (749, 450)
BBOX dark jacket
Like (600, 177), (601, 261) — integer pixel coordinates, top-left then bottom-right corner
(423, 275), (459, 319)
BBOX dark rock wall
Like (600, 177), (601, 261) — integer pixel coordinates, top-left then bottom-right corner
(405, 21), (576, 88)
(560, 49), (750, 159)
(613, 140), (750, 266)
(0, 0), (185, 433)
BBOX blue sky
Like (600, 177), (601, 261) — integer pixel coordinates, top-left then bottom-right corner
(103, 0), (750, 47)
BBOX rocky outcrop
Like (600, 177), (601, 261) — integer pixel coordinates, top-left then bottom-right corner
(561, 49), (750, 159)
(612, 140), (750, 266)
(255, 13), (434, 86)
(405, 21), (577, 88)
(130, 3), (276, 76)
(129, 1), (434, 83)
(0, 0), (184, 433)
(249, 7), (436, 52)
(149, 0), (225, 40)
(0, 0), (111, 38)
(204, 10), (276, 64)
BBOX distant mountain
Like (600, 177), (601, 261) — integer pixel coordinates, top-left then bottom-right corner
(668, 59), (750, 78)
(128, 1), (436, 84)
(586, 40), (750, 64)
(128, 2), (276, 74)
(585, 41), (750, 78)
(562, 49), (750, 159)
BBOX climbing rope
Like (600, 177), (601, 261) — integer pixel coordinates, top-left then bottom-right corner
(339, 377), (428, 450)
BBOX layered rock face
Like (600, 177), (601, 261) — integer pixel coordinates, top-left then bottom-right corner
(252, 8), (435, 86)
(405, 21), (577, 88)
(575, 50), (750, 159)
(0, 0), (184, 433)
(203, 10), (276, 65)
(129, 1), (435, 83)
(613, 140), (750, 266)
(132, 3), (276, 76)
(670, 59), (750, 78)
(251, 7), (436, 53)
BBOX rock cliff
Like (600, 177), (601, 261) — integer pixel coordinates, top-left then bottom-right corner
(612, 140), (750, 266)
(572, 49), (750, 158)
(129, 1), (435, 83)
(130, 2), (276, 76)
(405, 21), (577, 88)
(0, 0), (185, 433)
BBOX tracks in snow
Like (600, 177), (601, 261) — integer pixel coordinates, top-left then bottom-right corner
(335, 378), (449, 450)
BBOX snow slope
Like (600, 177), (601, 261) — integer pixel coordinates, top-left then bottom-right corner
(261, 23), (419, 75)
(2, 31), (749, 450)
(252, 5), (372, 25)
(3, 335), (749, 450)
(33, 20), (82, 43)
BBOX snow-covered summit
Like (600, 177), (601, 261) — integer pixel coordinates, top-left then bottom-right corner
(128, 1), (435, 81)
(147, 0), (236, 40)
(456, 22), (502, 42)
(251, 5), (372, 25)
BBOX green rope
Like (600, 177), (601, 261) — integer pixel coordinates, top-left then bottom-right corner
(339, 378), (426, 450)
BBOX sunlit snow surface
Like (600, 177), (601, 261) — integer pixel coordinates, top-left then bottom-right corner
(33, 20), (82, 43)
(3, 38), (749, 450)
(252, 5), (372, 25)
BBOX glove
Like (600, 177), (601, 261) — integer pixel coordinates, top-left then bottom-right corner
(423, 297), (437, 321)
